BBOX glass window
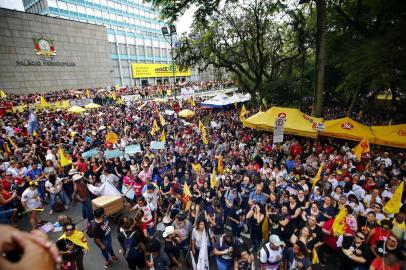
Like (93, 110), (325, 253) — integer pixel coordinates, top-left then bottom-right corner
(110, 43), (118, 54)
(117, 15), (123, 22)
(94, 9), (102, 17)
(100, 0), (107, 7)
(102, 11), (109, 19)
(86, 7), (95, 16)
(77, 5), (85, 14)
(161, 48), (167, 58)
(154, 47), (159, 57)
(66, 3), (76, 12)
(138, 46), (145, 56)
(128, 6), (133, 13)
(107, 1), (115, 8)
(146, 46), (153, 57)
(119, 44), (127, 54)
(122, 4), (128, 11)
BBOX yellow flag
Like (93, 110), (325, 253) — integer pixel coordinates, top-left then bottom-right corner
(191, 98), (196, 107)
(199, 120), (208, 145)
(160, 130), (166, 143)
(159, 113), (166, 126)
(117, 97), (125, 105)
(312, 249), (319, 264)
(183, 182), (192, 197)
(262, 215), (269, 240)
(384, 181), (404, 214)
(33, 131), (38, 137)
(239, 104), (247, 121)
(39, 96), (50, 107)
(85, 88), (90, 98)
(311, 164), (323, 189)
(352, 138), (370, 161)
(210, 168), (217, 188)
(8, 138), (17, 150)
(111, 92), (117, 100)
(217, 155), (223, 174)
(0, 90), (7, 99)
(59, 148), (72, 167)
(105, 131), (119, 144)
(332, 206), (348, 236)
(191, 163), (202, 174)
(234, 102), (237, 109)
(4, 142), (11, 154)
(59, 230), (89, 251)
(150, 119), (159, 136)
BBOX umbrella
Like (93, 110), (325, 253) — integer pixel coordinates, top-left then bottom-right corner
(84, 103), (101, 109)
(179, 109), (195, 118)
(67, 106), (86, 113)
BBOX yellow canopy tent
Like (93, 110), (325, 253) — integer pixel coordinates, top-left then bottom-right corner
(67, 106), (86, 114)
(243, 107), (323, 138)
(84, 103), (101, 109)
(179, 109), (195, 118)
(320, 117), (375, 142)
(371, 124), (406, 149)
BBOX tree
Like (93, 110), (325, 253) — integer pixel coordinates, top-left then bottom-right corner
(174, 0), (308, 100)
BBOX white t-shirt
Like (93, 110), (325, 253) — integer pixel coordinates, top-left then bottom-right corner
(192, 228), (213, 249)
(6, 167), (19, 177)
(352, 184), (366, 201)
(21, 188), (42, 210)
(259, 243), (283, 270)
(141, 205), (153, 223)
(363, 195), (382, 208)
(143, 190), (158, 210)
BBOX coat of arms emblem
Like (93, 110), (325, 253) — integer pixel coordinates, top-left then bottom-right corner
(32, 37), (56, 59)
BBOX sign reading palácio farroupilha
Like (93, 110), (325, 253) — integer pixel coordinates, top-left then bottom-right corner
(16, 37), (76, 67)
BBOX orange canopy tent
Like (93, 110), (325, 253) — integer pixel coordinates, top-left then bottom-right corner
(371, 124), (406, 149)
(319, 117), (375, 142)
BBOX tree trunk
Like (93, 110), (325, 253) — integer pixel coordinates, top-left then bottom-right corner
(312, 0), (326, 117)
(348, 87), (361, 115)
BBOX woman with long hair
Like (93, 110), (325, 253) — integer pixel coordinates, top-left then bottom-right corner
(234, 246), (255, 270)
(246, 203), (265, 249)
(191, 218), (214, 261)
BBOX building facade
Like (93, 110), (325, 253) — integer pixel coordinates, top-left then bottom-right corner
(22, 0), (196, 87)
(0, 8), (113, 94)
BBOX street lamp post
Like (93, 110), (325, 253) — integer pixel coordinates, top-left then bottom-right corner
(161, 25), (177, 100)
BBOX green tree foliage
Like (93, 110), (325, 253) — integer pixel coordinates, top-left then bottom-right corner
(148, 0), (406, 116)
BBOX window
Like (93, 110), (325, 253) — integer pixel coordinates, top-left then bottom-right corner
(102, 11), (109, 19)
(129, 45), (136, 55)
(94, 9), (102, 18)
(161, 48), (167, 58)
(77, 5), (85, 14)
(138, 46), (145, 56)
(119, 44), (127, 54)
(86, 7), (95, 16)
(110, 43), (118, 54)
(145, 46), (153, 57)
(154, 47), (160, 57)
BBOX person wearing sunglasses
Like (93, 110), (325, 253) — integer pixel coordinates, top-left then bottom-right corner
(340, 232), (371, 270)
(56, 222), (89, 270)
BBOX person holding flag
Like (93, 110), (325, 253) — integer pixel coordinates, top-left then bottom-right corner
(57, 221), (88, 270)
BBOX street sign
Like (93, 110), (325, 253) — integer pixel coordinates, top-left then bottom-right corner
(273, 117), (285, 143)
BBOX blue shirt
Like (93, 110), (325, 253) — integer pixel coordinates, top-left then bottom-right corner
(215, 238), (233, 265)
(286, 159), (295, 173)
(248, 191), (266, 205)
(26, 167), (43, 180)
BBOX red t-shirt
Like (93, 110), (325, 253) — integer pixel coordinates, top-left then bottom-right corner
(371, 256), (400, 270)
(290, 144), (302, 157)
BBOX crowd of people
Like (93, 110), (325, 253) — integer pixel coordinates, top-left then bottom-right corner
(0, 87), (405, 270)
(0, 80), (234, 107)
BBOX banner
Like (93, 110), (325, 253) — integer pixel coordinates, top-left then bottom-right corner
(180, 87), (195, 100)
(150, 141), (165, 150)
(69, 98), (93, 107)
(273, 117), (285, 143)
(81, 148), (100, 159)
(104, 149), (123, 159)
(132, 63), (192, 78)
(124, 144), (142, 155)
(122, 94), (141, 103)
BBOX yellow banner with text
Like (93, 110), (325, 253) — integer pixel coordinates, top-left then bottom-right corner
(132, 63), (192, 78)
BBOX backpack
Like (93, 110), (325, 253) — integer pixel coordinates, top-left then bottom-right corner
(85, 220), (95, 238)
(123, 232), (142, 261)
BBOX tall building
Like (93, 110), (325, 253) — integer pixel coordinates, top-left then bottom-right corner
(22, 0), (191, 87)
